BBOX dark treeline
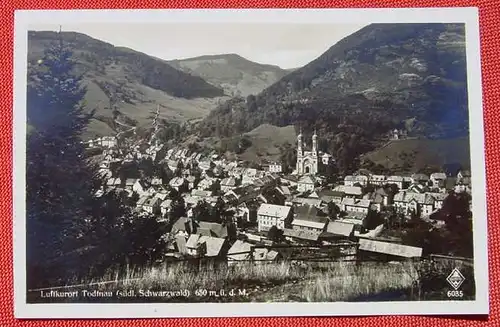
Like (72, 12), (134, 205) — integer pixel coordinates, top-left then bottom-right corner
(26, 33), (167, 289)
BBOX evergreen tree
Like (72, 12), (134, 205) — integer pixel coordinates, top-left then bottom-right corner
(26, 32), (101, 286)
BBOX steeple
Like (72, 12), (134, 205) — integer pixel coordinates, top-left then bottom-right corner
(312, 129), (317, 154)
(297, 127), (303, 154)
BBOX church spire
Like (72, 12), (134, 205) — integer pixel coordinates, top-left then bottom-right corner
(312, 128), (318, 153)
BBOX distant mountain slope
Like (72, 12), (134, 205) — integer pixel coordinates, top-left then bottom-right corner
(168, 54), (289, 97)
(198, 23), (469, 172)
(28, 31), (228, 139)
(361, 137), (470, 173)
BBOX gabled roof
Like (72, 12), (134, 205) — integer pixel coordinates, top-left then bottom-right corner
(257, 204), (291, 219)
(144, 196), (160, 207)
(221, 177), (237, 186)
(292, 218), (328, 230)
(341, 198), (371, 208)
(227, 240), (253, 262)
(325, 221), (354, 237)
(198, 236), (226, 257)
(358, 239), (422, 258)
(186, 234), (201, 249)
(411, 173), (429, 181)
(125, 178), (137, 186)
(136, 195), (150, 206)
(298, 175), (317, 184)
(198, 221), (228, 238)
(253, 248), (280, 261)
(370, 175), (387, 182)
(333, 185), (363, 196)
(430, 172), (447, 180)
(293, 197), (323, 207)
(394, 191), (435, 205)
(283, 228), (321, 241)
(160, 199), (172, 208)
(169, 177), (186, 187)
(387, 176), (404, 182)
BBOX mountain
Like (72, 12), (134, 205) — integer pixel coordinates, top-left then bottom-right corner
(198, 23), (470, 172)
(27, 31), (229, 139)
(168, 54), (290, 97)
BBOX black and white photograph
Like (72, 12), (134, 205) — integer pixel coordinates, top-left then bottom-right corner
(13, 8), (488, 318)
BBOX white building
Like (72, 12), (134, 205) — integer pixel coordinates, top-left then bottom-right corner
(268, 163), (283, 173)
(297, 175), (317, 193)
(340, 198), (371, 214)
(393, 191), (436, 217)
(257, 203), (293, 232)
(344, 175), (369, 187)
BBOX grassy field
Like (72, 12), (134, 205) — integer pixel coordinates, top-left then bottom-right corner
(27, 258), (475, 303)
(362, 137), (471, 172)
(239, 124), (297, 162)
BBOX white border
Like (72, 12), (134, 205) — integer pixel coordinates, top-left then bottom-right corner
(13, 8), (489, 319)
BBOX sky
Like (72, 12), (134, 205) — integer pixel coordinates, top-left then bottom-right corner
(29, 23), (367, 69)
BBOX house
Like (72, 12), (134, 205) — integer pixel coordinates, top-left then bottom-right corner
(363, 188), (389, 211)
(340, 198), (371, 214)
(257, 203), (293, 232)
(133, 179), (151, 196)
(358, 238), (422, 259)
(316, 189), (343, 204)
(169, 177), (187, 192)
(282, 228), (322, 243)
(234, 202), (258, 224)
(198, 160), (213, 173)
(191, 189), (213, 198)
(167, 160), (180, 172)
(292, 197), (323, 208)
(225, 185), (260, 205)
(276, 185), (292, 197)
(408, 183), (428, 194)
(291, 205), (329, 233)
(160, 199), (172, 216)
(185, 234), (226, 257)
(253, 248), (280, 264)
(171, 217), (196, 235)
(427, 192), (448, 210)
(143, 196), (161, 215)
(268, 162), (283, 173)
(393, 191), (436, 217)
(186, 234), (203, 256)
(199, 236), (227, 257)
(106, 177), (117, 188)
(297, 175), (317, 193)
(101, 136), (117, 148)
(369, 175), (387, 186)
(227, 240), (253, 266)
(457, 170), (471, 181)
(220, 177), (238, 192)
(197, 221), (230, 239)
(430, 172), (447, 186)
(344, 175), (368, 187)
(185, 176), (196, 190)
(322, 221), (354, 238)
(197, 177), (216, 191)
(151, 177), (163, 186)
(333, 185), (363, 198)
(386, 176), (406, 189)
(136, 195), (150, 210)
(411, 173), (429, 185)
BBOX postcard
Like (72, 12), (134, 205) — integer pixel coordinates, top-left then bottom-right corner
(13, 8), (489, 318)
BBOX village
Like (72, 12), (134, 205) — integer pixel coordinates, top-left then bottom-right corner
(84, 130), (473, 267)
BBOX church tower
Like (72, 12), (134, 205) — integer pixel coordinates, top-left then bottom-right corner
(312, 130), (318, 155)
(296, 128), (303, 174)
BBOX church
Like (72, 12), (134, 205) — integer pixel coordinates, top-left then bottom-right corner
(295, 130), (334, 175)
